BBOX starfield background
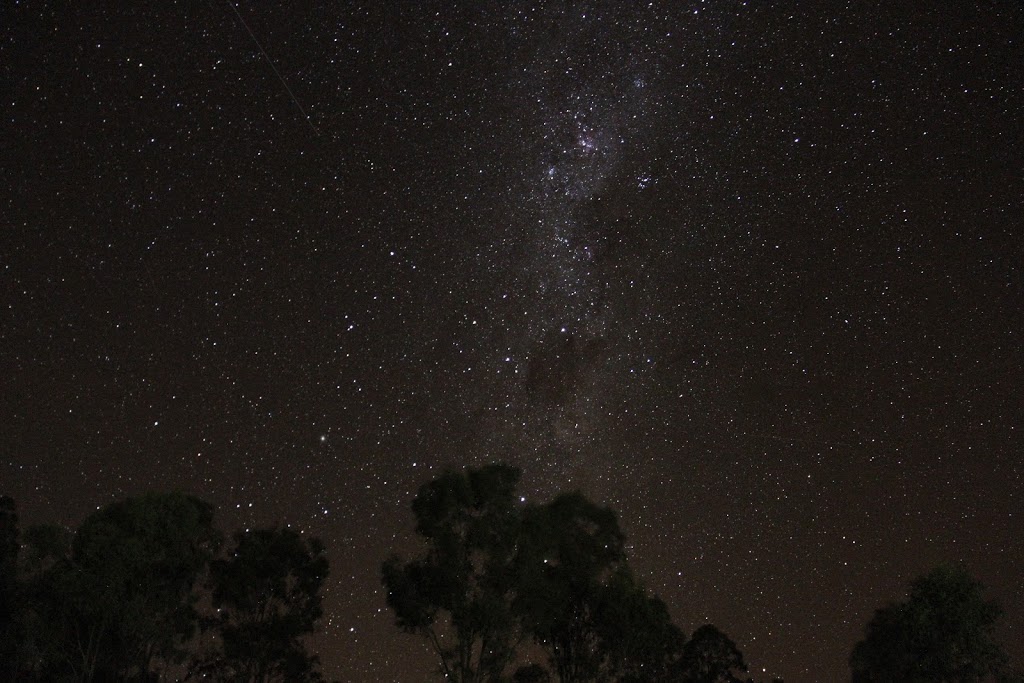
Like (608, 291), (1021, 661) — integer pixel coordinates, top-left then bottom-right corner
(2, 1), (1022, 680)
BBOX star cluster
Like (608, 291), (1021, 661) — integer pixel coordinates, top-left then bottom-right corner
(2, 2), (1022, 680)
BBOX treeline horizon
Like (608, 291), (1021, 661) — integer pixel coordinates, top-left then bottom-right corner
(380, 464), (1019, 683)
(0, 492), (329, 682)
(1, 463), (1019, 682)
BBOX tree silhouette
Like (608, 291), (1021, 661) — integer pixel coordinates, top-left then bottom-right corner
(849, 565), (1010, 683)
(384, 466), (694, 683)
(194, 526), (330, 683)
(678, 624), (749, 683)
(382, 464), (525, 683)
(15, 492), (219, 681)
(11, 522), (73, 679)
(594, 568), (685, 682)
(0, 496), (19, 678)
(0, 492), (338, 682)
(516, 491), (627, 682)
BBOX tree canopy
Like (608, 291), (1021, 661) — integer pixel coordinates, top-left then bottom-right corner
(2, 492), (331, 683)
(516, 491), (628, 682)
(679, 624), (748, 683)
(199, 526), (329, 682)
(382, 464), (745, 683)
(17, 492), (219, 681)
(5, 467), (1017, 682)
(382, 463), (525, 683)
(0, 495), (20, 678)
(849, 565), (1010, 683)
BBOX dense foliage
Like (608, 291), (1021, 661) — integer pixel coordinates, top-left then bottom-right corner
(383, 465), (1017, 683)
(850, 566), (1013, 683)
(382, 465), (752, 683)
(0, 494), (330, 683)
(2, 465), (1017, 682)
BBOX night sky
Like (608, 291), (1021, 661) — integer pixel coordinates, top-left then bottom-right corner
(3, 1), (1023, 681)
